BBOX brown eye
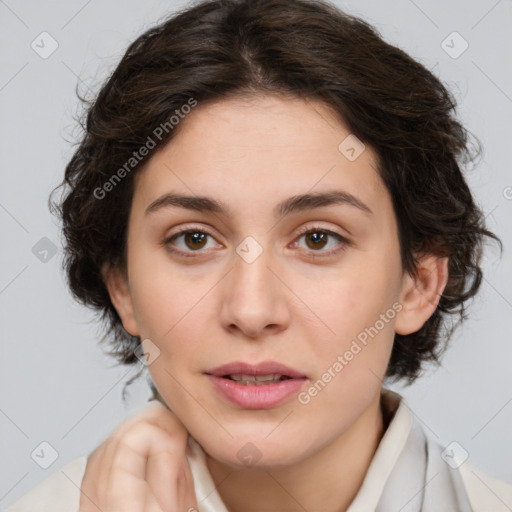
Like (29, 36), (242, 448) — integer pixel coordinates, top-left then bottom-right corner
(304, 231), (328, 250)
(294, 228), (349, 257)
(164, 228), (221, 256)
(183, 231), (207, 250)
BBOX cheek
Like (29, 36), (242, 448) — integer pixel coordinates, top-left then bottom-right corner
(127, 244), (209, 335)
(297, 276), (398, 418)
(293, 251), (400, 375)
(131, 281), (205, 349)
(300, 252), (400, 335)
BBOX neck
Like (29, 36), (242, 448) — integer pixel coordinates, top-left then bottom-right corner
(206, 389), (385, 512)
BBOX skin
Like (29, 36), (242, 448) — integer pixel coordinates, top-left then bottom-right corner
(102, 93), (448, 512)
(79, 400), (197, 512)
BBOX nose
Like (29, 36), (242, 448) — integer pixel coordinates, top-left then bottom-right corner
(219, 241), (291, 340)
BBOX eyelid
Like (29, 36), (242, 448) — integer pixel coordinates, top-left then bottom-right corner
(167, 223), (218, 238)
(294, 223), (348, 239)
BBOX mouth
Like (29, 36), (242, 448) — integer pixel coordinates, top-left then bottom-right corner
(206, 360), (307, 380)
(205, 361), (308, 409)
(221, 374), (293, 385)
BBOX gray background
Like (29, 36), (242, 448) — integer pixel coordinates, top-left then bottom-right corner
(1, 0), (511, 508)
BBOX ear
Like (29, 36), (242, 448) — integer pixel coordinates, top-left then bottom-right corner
(101, 263), (140, 337)
(395, 254), (449, 335)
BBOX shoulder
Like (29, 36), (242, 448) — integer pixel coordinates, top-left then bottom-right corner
(5, 455), (88, 512)
(425, 435), (512, 511)
(459, 460), (512, 512)
(381, 390), (512, 511)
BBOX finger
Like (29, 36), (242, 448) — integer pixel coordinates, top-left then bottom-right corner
(106, 423), (187, 509)
(112, 400), (189, 448)
(136, 402), (197, 510)
(145, 445), (197, 512)
(99, 399), (183, 501)
(142, 400), (189, 443)
(97, 437), (122, 504)
(80, 440), (112, 511)
(105, 467), (148, 511)
(143, 401), (193, 458)
(78, 483), (100, 512)
(85, 399), (196, 511)
(174, 457), (199, 512)
(145, 490), (166, 512)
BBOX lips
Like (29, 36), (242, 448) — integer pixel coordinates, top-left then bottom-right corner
(206, 361), (308, 409)
(206, 360), (307, 379)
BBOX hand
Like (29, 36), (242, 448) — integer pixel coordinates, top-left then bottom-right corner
(79, 399), (198, 512)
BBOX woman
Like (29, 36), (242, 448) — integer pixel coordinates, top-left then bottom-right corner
(7, 0), (512, 510)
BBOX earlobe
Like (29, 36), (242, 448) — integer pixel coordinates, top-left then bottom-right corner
(101, 263), (140, 337)
(395, 254), (449, 336)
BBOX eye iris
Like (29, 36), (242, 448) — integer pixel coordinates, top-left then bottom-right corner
(305, 232), (328, 250)
(185, 232), (207, 250)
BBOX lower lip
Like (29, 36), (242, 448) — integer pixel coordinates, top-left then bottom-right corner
(207, 375), (307, 409)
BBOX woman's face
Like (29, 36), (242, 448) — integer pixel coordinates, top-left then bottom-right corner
(111, 94), (411, 468)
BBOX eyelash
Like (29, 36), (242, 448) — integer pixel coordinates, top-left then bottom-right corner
(163, 224), (350, 259)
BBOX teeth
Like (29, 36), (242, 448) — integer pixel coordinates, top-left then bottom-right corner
(228, 373), (284, 385)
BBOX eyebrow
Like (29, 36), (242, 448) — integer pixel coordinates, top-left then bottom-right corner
(144, 190), (373, 218)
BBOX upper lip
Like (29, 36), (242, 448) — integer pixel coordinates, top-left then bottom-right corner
(206, 361), (307, 379)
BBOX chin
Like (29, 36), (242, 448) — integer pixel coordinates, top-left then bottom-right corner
(199, 433), (314, 470)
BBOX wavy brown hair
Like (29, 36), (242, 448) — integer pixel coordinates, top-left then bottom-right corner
(50, 0), (501, 388)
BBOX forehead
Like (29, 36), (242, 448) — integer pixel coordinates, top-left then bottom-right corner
(133, 94), (388, 218)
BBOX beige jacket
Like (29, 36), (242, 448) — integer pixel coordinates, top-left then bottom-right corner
(5, 390), (512, 511)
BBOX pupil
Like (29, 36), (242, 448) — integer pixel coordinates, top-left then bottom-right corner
(186, 232), (207, 249)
